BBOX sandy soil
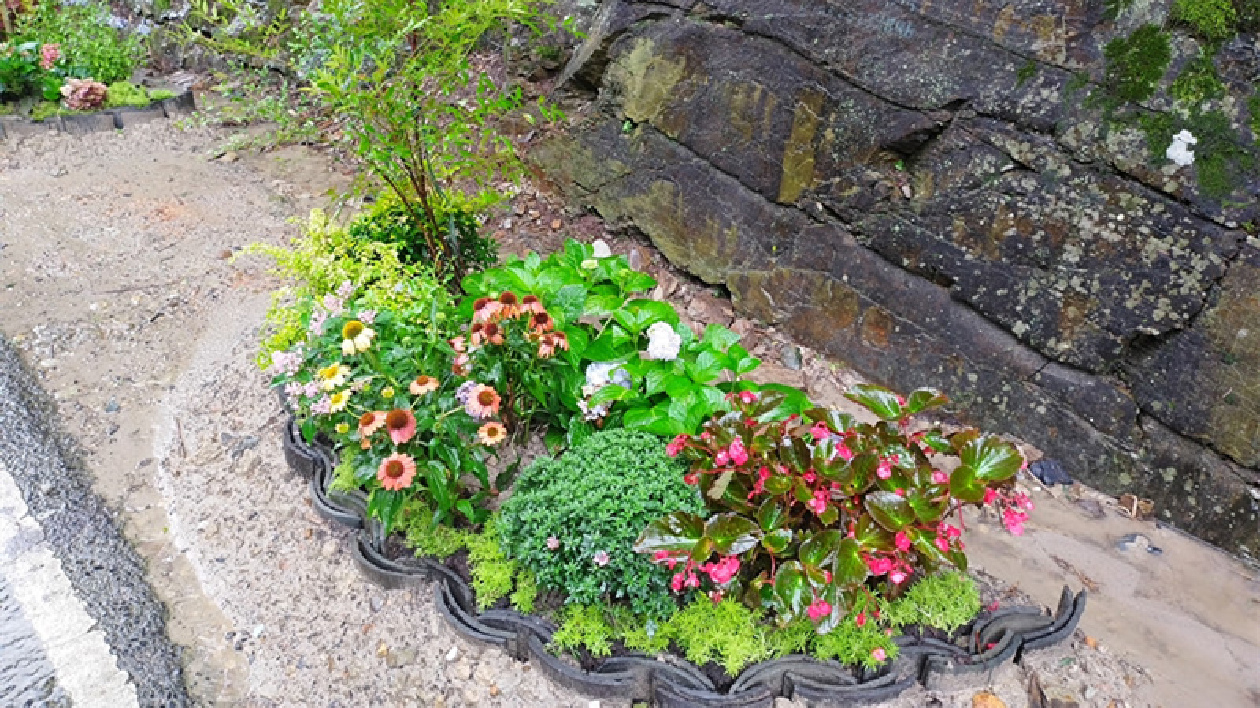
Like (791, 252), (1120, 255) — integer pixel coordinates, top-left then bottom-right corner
(1, 119), (1256, 708)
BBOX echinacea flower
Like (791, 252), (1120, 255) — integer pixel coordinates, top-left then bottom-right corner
(358, 410), (386, 440)
(377, 453), (417, 491)
(465, 385), (501, 419)
(497, 291), (521, 319)
(384, 409), (417, 444)
(410, 375), (438, 396)
(340, 320), (375, 356)
(450, 336), (467, 353)
(452, 353), (470, 376)
(472, 297), (502, 324)
(477, 421), (507, 446)
(529, 311), (554, 334)
(482, 322), (505, 346)
(521, 294), (545, 314)
(317, 363), (351, 391)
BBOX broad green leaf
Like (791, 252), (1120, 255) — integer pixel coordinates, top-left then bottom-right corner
(959, 436), (1024, 482)
(367, 489), (405, 535)
(701, 323), (741, 351)
(774, 562), (810, 616)
(756, 499), (788, 531)
(588, 384), (634, 407)
(920, 430), (953, 453)
(907, 491), (947, 524)
(634, 512), (706, 553)
(845, 384), (905, 421)
(550, 284), (587, 323)
(804, 407), (856, 435)
(865, 490), (916, 532)
(584, 290), (624, 317)
(644, 368), (670, 396)
(949, 465), (988, 503)
(705, 513), (760, 555)
(762, 473), (793, 496)
(906, 388), (949, 415)
(761, 528), (793, 554)
(853, 513), (893, 551)
(833, 538), (869, 587)
(623, 406), (665, 431)
(685, 349), (725, 383)
(621, 271), (657, 293)
(798, 530), (842, 568)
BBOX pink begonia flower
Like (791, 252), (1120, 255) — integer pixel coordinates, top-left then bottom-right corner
(685, 572), (700, 589)
(703, 556), (741, 585)
(876, 459), (893, 479)
(935, 536), (950, 553)
(666, 434), (688, 457)
(940, 523), (962, 539)
(931, 470), (949, 485)
(835, 444), (854, 462)
(872, 647), (888, 662)
(807, 489), (828, 515)
(983, 487), (998, 505)
(729, 438), (749, 466)
(810, 422), (830, 439)
(714, 449), (730, 467)
(894, 531), (911, 552)
(894, 488), (905, 497)
(684, 472), (700, 485)
(546, 536), (560, 550)
(866, 555), (893, 575)
(807, 599), (832, 622)
(855, 612), (867, 628)
(593, 551), (611, 566)
(889, 569), (908, 585)
(738, 390), (757, 404)
(802, 471), (817, 484)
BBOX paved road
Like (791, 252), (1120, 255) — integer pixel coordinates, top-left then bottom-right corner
(0, 335), (188, 706)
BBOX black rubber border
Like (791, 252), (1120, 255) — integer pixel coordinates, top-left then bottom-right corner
(0, 90), (195, 141)
(283, 416), (1087, 706)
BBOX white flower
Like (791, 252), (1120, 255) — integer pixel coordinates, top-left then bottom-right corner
(591, 239), (612, 258)
(1166, 130), (1197, 167)
(644, 322), (682, 361)
(585, 361), (630, 389)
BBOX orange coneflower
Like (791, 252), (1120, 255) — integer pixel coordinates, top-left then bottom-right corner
(552, 331), (570, 351)
(358, 411), (386, 448)
(477, 421), (507, 446)
(537, 333), (555, 359)
(449, 336), (467, 353)
(473, 297), (502, 324)
(384, 409), (417, 445)
(498, 291), (521, 319)
(465, 385), (501, 420)
(483, 322), (505, 346)
(410, 375), (439, 396)
(521, 294), (545, 315)
(470, 322), (486, 347)
(377, 453), (417, 491)
(530, 311), (554, 334)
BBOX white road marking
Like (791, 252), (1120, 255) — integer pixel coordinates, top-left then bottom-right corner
(0, 461), (140, 708)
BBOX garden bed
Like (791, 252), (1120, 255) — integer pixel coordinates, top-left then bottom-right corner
(0, 89), (194, 139)
(281, 414), (1086, 707)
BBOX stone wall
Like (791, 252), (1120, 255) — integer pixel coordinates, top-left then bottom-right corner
(533, 0), (1260, 558)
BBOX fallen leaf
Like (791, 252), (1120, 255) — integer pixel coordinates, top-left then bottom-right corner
(973, 691), (1007, 708)
(1084, 635), (1098, 649)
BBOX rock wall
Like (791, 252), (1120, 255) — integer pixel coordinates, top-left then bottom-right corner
(533, 0), (1260, 558)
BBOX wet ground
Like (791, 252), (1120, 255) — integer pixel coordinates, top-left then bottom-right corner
(0, 117), (1257, 707)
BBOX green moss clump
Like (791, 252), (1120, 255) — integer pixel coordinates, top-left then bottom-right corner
(30, 101), (68, 122)
(881, 570), (982, 635)
(1140, 107), (1255, 200)
(1016, 60), (1038, 87)
(1168, 53), (1226, 107)
(1102, 25), (1172, 106)
(811, 615), (900, 671)
(665, 598), (769, 676)
(551, 604), (616, 657)
(105, 81), (153, 109)
(149, 89), (177, 101)
(1248, 94), (1260, 140)
(1171, 0), (1238, 40)
(510, 570), (538, 614)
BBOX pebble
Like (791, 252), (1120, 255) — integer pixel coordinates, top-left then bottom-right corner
(972, 691), (1007, 708)
(445, 646), (459, 662)
(105, 398), (120, 413)
(781, 344), (803, 370)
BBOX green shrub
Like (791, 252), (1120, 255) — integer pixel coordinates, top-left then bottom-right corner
(498, 429), (703, 618)
(15, 2), (144, 84)
(1172, 0), (1238, 40)
(347, 191), (499, 276)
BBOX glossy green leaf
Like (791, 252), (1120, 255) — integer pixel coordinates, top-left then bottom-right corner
(798, 530), (841, 568)
(756, 499), (788, 531)
(920, 430), (953, 454)
(367, 488), (405, 535)
(762, 472), (793, 496)
(705, 513), (761, 555)
(761, 528), (793, 554)
(905, 388), (949, 415)
(774, 562), (809, 616)
(865, 490), (916, 532)
(959, 436), (1024, 482)
(634, 511), (706, 553)
(949, 465), (988, 503)
(701, 323), (741, 351)
(833, 538), (869, 587)
(845, 384), (905, 420)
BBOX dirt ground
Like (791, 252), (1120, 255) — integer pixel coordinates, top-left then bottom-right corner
(0, 117), (1256, 708)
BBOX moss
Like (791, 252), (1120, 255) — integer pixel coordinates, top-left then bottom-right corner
(1171, 0), (1238, 40)
(1248, 94), (1260, 140)
(1141, 106), (1254, 199)
(1102, 25), (1172, 107)
(1139, 111), (1179, 157)
(551, 604), (616, 658)
(1238, 0), (1260, 32)
(881, 570), (982, 635)
(1168, 52), (1226, 107)
(149, 89), (177, 101)
(1016, 60), (1038, 87)
(105, 81), (153, 109)
(665, 598), (768, 676)
(510, 569), (538, 614)
(811, 616), (900, 670)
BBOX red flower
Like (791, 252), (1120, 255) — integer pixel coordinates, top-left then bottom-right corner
(807, 489), (828, 515)
(807, 598), (832, 622)
(666, 435), (688, 457)
(835, 444), (854, 462)
(855, 612), (867, 628)
(895, 531), (911, 552)
(809, 422), (830, 439)
(701, 555), (741, 585)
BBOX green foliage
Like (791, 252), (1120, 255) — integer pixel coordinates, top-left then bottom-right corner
(245, 209), (451, 368)
(179, 0), (291, 62)
(1168, 53), (1225, 107)
(510, 569), (538, 614)
(1140, 107), (1255, 199)
(403, 502), (472, 558)
(466, 517), (517, 610)
(1015, 60), (1037, 87)
(666, 597), (769, 675)
(811, 614), (899, 670)
(103, 81), (159, 108)
(498, 429), (704, 618)
(881, 570), (981, 635)
(1249, 94), (1260, 140)
(1171, 0), (1238, 40)
(636, 386), (1028, 634)
(348, 191), (499, 275)
(29, 100), (66, 121)
(551, 604), (615, 657)
(1101, 25), (1171, 106)
(1238, 0), (1260, 31)
(14, 2), (144, 84)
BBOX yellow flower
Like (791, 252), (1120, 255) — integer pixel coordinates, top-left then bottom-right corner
(335, 422), (350, 434)
(341, 320), (375, 355)
(317, 363), (351, 391)
(382, 386), (396, 399)
(329, 390), (350, 412)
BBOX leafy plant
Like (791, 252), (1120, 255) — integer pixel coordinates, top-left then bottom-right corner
(14, 1), (143, 84)
(466, 517), (518, 610)
(498, 429), (704, 618)
(880, 569), (980, 635)
(636, 385), (1030, 633)
(1171, 0), (1238, 40)
(348, 191), (498, 275)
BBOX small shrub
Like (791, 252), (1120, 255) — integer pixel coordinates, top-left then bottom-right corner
(498, 429), (704, 618)
(1171, 0), (1238, 40)
(347, 191), (499, 277)
(551, 604), (615, 657)
(466, 517), (516, 610)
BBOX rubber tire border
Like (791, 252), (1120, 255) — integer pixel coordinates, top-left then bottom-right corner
(281, 417), (1087, 707)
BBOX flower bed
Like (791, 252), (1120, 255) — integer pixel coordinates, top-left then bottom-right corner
(258, 214), (1084, 703)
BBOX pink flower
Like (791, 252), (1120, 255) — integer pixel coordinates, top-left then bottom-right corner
(940, 523), (962, 539)
(465, 385), (501, 419)
(683, 472), (699, 485)
(876, 459), (893, 480)
(728, 438), (749, 466)
(666, 435), (688, 457)
(807, 489), (828, 515)
(357, 309), (377, 324)
(593, 551), (611, 566)
(714, 449), (730, 467)
(703, 556), (741, 585)
(855, 612), (867, 627)
(807, 599), (832, 622)
(894, 488), (905, 497)
(685, 572), (700, 589)
(935, 536), (950, 553)
(377, 453), (417, 491)
(802, 471), (817, 484)
(547, 536), (560, 550)
(889, 569), (908, 585)
(931, 470), (949, 485)
(738, 391), (757, 404)
(983, 488), (998, 505)
(671, 572), (686, 592)
(865, 555), (893, 575)
(810, 422), (830, 440)
(384, 409), (417, 444)
(894, 531), (911, 552)
(872, 647), (887, 662)
(835, 444), (854, 462)
(39, 43), (60, 70)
